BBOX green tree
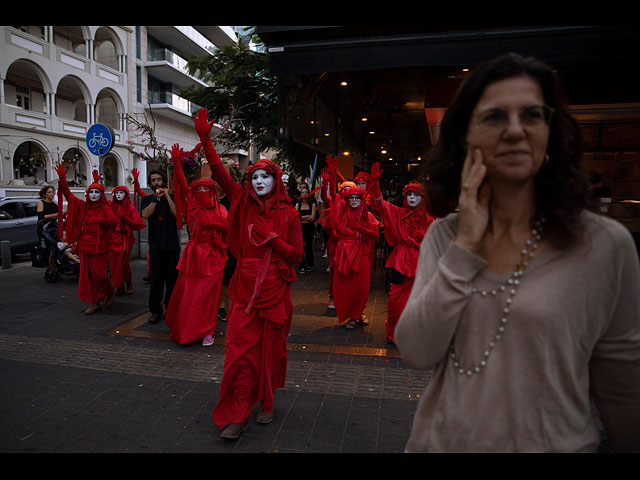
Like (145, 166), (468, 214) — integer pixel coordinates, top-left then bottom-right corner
(180, 27), (313, 179)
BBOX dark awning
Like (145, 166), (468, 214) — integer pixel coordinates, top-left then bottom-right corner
(258, 26), (640, 76)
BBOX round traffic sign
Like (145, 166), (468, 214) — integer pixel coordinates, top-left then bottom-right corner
(86, 124), (114, 156)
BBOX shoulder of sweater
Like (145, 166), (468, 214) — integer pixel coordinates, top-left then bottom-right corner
(580, 210), (634, 248)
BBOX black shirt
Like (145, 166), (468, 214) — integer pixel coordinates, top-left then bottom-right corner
(140, 194), (180, 251)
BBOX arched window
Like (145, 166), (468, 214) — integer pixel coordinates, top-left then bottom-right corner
(61, 147), (89, 187)
(13, 141), (48, 184)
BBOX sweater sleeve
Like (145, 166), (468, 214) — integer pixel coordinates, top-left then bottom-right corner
(394, 218), (487, 370)
(589, 225), (640, 452)
(270, 214), (303, 265)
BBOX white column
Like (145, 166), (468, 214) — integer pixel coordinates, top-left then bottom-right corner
(0, 78), (5, 105)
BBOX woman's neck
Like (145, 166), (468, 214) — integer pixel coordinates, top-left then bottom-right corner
(487, 179), (536, 237)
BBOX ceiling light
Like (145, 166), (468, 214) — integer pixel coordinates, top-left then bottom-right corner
(340, 81), (348, 86)
(381, 149), (387, 154)
(361, 117), (367, 122)
(369, 131), (375, 135)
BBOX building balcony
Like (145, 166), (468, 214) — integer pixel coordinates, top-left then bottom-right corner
(144, 48), (207, 90)
(146, 90), (201, 126)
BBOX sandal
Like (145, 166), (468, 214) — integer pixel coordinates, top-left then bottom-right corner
(345, 319), (357, 329)
(356, 314), (369, 326)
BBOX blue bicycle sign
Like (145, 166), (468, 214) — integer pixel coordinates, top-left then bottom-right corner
(86, 124), (114, 156)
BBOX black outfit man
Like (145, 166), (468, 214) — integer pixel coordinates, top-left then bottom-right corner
(140, 170), (180, 324)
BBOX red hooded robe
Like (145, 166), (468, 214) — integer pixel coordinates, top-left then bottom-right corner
(164, 160), (228, 345)
(57, 170), (118, 304)
(199, 137), (302, 428)
(371, 180), (435, 342)
(331, 186), (380, 323)
(108, 185), (146, 290)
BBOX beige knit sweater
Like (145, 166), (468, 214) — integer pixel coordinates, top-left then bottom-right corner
(395, 210), (640, 452)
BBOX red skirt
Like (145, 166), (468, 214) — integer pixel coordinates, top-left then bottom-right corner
(385, 276), (414, 342)
(332, 254), (371, 322)
(164, 271), (223, 344)
(212, 293), (292, 429)
(78, 252), (114, 304)
(108, 248), (132, 288)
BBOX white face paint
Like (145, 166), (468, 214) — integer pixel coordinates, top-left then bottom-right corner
(406, 191), (422, 208)
(114, 191), (126, 201)
(88, 188), (101, 202)
(251, 169), (275, 196)
(349, 195), (362, 209)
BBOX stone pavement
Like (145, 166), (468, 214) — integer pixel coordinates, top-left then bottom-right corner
(0, 245), (429, 453)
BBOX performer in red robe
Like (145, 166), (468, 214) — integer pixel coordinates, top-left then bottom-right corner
(320, 164), (357, 310)
(164, 143), (228, 347)
(368, 162), (435, 344)
(192, 109), (303, 440)
(326, 156), (380, 329)
(54, 165), (118, 314)
(109, 185), (146, 295)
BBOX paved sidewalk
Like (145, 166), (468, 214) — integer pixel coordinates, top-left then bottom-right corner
(0, 247), (428, 453)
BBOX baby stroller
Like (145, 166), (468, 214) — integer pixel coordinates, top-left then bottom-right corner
(42, 221), (80, 282)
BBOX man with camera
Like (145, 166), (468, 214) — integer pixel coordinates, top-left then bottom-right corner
(140, 170), (180, 324)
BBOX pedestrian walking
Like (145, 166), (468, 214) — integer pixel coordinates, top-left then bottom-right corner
(163, 143), (228, 346)
(368, 162), (435, 344)
(295, 187), (317, 274)
(54, 165), (117, 314)
(395, 53), (640, 452)
(192, 108), (303, 440)
(36, 185), (60, 281)
(139, 169), (180, 324)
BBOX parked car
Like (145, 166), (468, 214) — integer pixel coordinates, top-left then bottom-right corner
(0, 196), (40, 255)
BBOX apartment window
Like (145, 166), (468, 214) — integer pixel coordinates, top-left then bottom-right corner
(136, 66), (142, 103)
(16, 85), (30, 111)
(135, 26), (141, 60)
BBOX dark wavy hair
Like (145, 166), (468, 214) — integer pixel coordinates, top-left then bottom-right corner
(420, 53), (596, 249)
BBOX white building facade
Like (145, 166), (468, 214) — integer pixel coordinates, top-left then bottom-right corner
(0, 25), (242, 196)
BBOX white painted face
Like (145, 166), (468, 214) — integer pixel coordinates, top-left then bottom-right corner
(114, 191), (126, 201)
(406, 191), (421, 208)
(88, 188), (101, 202)
(349, 194), (362, 209)
(252, 169), (275, 196)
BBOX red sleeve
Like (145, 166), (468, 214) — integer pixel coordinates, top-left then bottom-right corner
(270, 214), (303, 265)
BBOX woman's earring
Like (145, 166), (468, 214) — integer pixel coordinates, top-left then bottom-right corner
(544, 154), (550, 165)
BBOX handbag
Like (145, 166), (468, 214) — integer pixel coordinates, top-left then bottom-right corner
(31, 238), (48, 268)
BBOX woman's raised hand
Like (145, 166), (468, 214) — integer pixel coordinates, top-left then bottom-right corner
(455, 148), (491, 253)
(370, 162), (383, 182)
(194, 108), (216, 139)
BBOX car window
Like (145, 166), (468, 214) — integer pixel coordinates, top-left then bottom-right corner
(22, 201), (38, 217)
(0, 202), (21, 219)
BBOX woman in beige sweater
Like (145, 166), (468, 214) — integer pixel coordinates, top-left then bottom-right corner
(395, 53), (640, 453)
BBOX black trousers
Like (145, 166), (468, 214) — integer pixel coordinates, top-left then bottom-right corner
(301, 222), (315, 269)
(148, 249), (180, 315)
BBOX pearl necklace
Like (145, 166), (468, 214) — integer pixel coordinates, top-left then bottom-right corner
(449, 218), (544, 377)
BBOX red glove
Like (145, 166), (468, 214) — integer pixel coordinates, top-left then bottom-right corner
(321, 167), (330, 185)
(169, 143), (183, 165)
(251, 217), (276, 244)
(370, 162), (383, 182)
(54, 163), (68, 181)
(194, 108), (216, 140)
(325, 154), (337, 172)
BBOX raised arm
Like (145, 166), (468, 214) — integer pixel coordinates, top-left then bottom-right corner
(193, 108), (239, 199)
